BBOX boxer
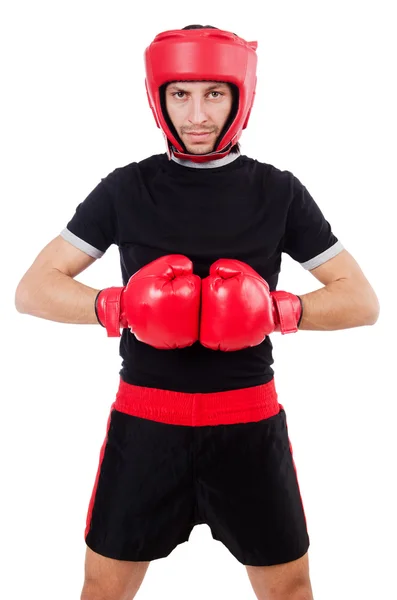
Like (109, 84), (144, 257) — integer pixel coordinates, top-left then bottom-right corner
(15, 24), (379, 600)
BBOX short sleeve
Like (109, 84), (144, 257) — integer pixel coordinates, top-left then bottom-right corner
(60, 179), (117, 258)
(282, 177), (344, 270)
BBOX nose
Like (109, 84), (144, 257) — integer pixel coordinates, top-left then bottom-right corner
(187, 96), (208, 125)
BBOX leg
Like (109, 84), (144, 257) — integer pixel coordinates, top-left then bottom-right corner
(80, 546), (150, 600)
(245, 551), (314, 600)
(82, 408), (194, 598)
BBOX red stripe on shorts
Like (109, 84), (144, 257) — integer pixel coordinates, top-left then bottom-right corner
(84, 402), (116, 539)
(279, 402), (308, 527)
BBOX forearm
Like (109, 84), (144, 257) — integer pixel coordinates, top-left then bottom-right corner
(15, 268), (101, 325)
(298, 279), (380, 331)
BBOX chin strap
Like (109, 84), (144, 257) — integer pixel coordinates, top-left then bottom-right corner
(171, 147), (232, 163)
(167, 137), (237, 164)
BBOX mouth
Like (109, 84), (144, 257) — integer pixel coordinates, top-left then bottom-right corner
(184, 131), (214, 141)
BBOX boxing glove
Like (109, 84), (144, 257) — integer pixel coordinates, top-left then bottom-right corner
(95, 254), (201, 349)
(199, 258), (302, 351)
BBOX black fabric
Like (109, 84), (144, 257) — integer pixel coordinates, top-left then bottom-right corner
(65, 153), (339, 393)
(85, 406), (309, 565)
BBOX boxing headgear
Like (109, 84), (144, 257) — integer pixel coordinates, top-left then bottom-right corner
(144, 27), (258, 163)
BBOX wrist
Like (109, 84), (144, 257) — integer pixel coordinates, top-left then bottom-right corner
(95, 287), (125, 337)
(95, 290), (104, 327)
(296, 295), (303, 328)
(271, 291), (302, 334)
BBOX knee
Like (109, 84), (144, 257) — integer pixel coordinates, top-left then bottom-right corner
(80, 580), (122, 600)
(80, 581), (106, 600)
(295, 588), (313, 600)
(282, 581), (313, 600)
(80, 587), (100, 600)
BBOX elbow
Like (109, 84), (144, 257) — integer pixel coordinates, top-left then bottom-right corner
(354, 282), (380, 326)
(364, 296), (381, 326)
(15, 283), (30, 314)
(367, 308), (380, 326)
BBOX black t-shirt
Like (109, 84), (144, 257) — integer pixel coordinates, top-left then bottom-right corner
(61, 151), (343, 393)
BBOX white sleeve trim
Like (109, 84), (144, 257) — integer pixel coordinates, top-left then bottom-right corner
(301, 240), (344, 270)
(60, 228), (104, 259)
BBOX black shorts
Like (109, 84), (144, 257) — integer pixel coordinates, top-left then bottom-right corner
(85, 405), (309, 566)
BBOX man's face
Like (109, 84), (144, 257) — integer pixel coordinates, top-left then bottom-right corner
(165, 81), (233, 154)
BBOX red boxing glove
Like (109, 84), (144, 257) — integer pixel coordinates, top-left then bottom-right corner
(200, 259), (302, 351)
(96, 255), (201, 349)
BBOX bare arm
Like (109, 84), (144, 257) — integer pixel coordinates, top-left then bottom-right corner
(15, 235), (102, 325)
(298, 249), (380, 331)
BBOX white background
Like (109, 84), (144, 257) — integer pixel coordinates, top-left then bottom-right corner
(1, 1), (396, 598)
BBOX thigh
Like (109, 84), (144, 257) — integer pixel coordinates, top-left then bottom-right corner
(196, 407), (309, 566)
(81, 546), (150, 600)
(85, 408), (196, 561)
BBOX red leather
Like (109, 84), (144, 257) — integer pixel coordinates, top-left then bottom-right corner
(200, 259), (301, 351)
(96, 286), (128, 337)
(96, 255), (201, 344)
(200, 259), (274, 351)
(271, 291), (302, 334)
(97, 256), (302, 345)
(121, 254), (201, 349)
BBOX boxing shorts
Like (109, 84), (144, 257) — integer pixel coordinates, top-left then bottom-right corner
(84, 378), (309, 566)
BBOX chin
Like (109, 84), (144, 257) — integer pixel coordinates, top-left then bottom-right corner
(184, 144), (216, 155)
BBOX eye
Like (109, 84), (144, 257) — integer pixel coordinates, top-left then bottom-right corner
(209, 91), (223, 98)
(172, 91), (186, 99)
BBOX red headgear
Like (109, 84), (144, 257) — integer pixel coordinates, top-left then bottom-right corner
(144, 28), (258, 163)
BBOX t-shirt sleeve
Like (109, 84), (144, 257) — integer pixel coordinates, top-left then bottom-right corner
(60, 178), (117, 258)
(282, 176), (344, 270)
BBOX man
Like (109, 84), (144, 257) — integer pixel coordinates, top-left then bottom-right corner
(15, 24), (380, 600)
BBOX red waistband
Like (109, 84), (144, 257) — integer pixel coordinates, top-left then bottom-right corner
(113, 378), (280, 426)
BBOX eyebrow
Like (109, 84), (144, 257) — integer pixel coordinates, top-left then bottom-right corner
(167, 82), (229, 92)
